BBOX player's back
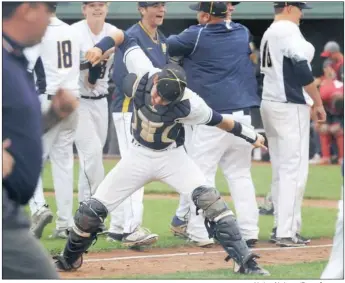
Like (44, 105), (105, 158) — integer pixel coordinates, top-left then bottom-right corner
(260, 21), (314, 104)
(39, 17), (80, 96)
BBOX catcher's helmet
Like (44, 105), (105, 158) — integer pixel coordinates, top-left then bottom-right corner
(156, 63), (187, 104)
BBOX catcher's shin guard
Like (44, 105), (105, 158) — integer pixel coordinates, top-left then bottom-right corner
(192, 186), (260, 268)
(54, 198), (108, 271)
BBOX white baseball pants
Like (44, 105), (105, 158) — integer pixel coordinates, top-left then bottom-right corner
(109, 112), (144, 234)
(29, 94), (77, 230)
(93, 143), (210, 242)
(183, 112), (259, 240)
(261, 100), (310, 238)
(75, 97), (108, 202)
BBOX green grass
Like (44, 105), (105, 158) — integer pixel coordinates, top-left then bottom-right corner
(42, 160), (343, 200)
(34, 196), (338, 254)
(116, 261), (328, 280)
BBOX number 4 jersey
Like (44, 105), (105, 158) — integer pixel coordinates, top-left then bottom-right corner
(260, 20), (315, 106)
(32, 17), (80, 97)
(71, 20), (117, 97)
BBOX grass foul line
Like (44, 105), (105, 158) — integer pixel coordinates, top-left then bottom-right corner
(84, 244), (333, 263)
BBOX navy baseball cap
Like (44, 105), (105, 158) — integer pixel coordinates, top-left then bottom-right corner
(138, 2), (165, 7)
(274, 2), (312, 9)
(227, 2), (240, 5)
(189, 2), (228, 18)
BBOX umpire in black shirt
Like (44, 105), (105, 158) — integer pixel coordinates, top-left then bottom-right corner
(2, 2), (78, 279)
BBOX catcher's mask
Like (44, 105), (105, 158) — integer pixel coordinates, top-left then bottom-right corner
(156, 63), (187, 104)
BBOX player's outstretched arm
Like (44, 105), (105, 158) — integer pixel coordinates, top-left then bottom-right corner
(178, 90), (266, 149)
(85, 29), (158, 78)
(215, 115), (266, 149)
(85, 29), (125, 66)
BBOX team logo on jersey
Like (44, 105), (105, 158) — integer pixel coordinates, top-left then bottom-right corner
(161, 43), (167, 54)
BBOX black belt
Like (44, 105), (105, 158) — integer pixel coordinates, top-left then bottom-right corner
(81, 94), (108, 100)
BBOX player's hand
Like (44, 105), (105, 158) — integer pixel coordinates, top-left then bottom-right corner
(51, 89), (79, 119)
(2, 139), (14, 179)
(100, 47), (115, 61)
(85, 47), (103, 67)
(253, 133), (267, 150)
(312, 105), (327, 123)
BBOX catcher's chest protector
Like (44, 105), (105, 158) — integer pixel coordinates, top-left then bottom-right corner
(131, 74), (191, 151)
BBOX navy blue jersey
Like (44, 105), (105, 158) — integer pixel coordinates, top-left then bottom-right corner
(111, 22), (169, 113)
(2, 35), (43, 206)
(167, 22), (260, 113)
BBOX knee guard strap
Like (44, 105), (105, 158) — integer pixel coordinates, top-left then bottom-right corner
(192, 186), (228, 220)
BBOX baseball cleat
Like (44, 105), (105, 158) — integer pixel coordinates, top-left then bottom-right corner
(170, 215), (188, 238)
(31, 204), (53, 239)
(296, 233), (311, 244)
(187, 238), (214, 248)
(53, 255), (83, 272)
(276, 237), (306, 247)
(234, 258), (270, 276)
(122, 227), (158, 248)
(106, 232), (124, 242)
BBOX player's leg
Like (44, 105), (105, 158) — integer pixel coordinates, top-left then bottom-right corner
(218, 114), (259, 244)
(260, 101), (281, 242)
(291, 104), (311, 240)
(158, 146), (215, 246)
(29, 96), (60, 238)
(263, 101), (310, 246)
(171, 125), (194, 237)
(75, 99), (105, 201)
(54, 145), (155, 271)
(191, 185), (270, 275)
(109, 112), (156, 246)
(49, 111), (78, 238)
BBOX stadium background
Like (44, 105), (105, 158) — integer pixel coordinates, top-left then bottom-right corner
(55, 1), (344, 155)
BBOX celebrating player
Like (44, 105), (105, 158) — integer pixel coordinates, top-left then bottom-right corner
(72, 2), (117, 231)
(28, 3), (80, 239)
(54, 28), (269, 276)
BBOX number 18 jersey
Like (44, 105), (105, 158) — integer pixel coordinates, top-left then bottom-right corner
(38, 17), (80, 97)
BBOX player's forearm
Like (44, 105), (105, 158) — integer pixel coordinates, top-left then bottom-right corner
(95, 30), (125, 54)
(304, 80), (323, 107)
(215, 115), (258, 144)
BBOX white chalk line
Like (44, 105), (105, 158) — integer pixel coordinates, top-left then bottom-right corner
(84, 244), (333, 263)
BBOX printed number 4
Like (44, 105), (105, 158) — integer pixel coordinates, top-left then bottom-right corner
(57, 40), (72, 69)
(262, 41), (272, 68)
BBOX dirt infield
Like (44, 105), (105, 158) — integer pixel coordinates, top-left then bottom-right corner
(44, 192), (338, 209)
(59, 239), (332, 279)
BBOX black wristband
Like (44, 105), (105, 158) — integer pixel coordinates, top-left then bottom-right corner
(229, 121), (257, 144)
(95, 36), (115, 54)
